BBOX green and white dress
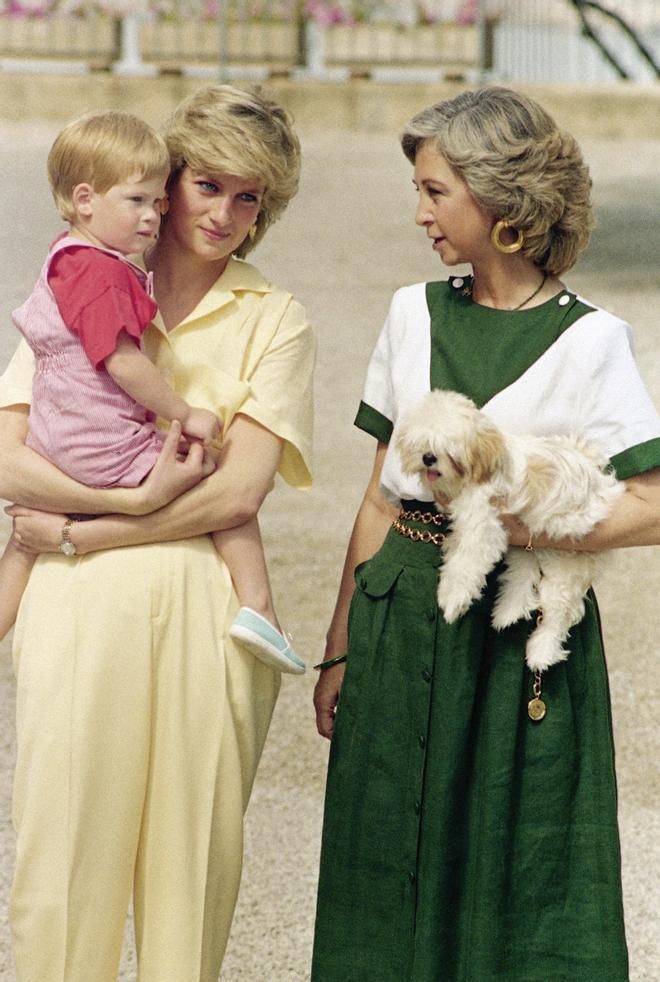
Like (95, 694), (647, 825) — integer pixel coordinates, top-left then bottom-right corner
(312, 277), (660, 982)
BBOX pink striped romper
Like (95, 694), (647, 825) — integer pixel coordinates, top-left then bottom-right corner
(12, 235), (164, 488)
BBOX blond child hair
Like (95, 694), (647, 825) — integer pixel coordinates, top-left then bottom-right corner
(48, 110), (170, 224)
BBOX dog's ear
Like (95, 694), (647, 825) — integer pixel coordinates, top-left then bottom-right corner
(446, 452), (465, 479)
(465, 421), (506, 484)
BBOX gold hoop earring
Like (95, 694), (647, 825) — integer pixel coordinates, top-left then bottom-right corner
(491, 219), (525, 254)
(248, 224), (257, 242)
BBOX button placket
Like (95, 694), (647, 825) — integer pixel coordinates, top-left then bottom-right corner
(408, 642), (434, 896)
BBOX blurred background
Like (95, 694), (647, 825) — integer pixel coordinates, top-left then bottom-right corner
(0, 0), (658, 86)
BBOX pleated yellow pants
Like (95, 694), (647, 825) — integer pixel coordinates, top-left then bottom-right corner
(10, 536), (280, 982)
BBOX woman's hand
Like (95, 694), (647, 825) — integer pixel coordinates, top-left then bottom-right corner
(6, 505), (65, 554)
(132, 421), (216, 515)
(500, 511), (531, 547)
(313, 659), (347, 740)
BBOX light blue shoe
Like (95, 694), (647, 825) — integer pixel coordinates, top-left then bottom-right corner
(229, 606), (306, 675)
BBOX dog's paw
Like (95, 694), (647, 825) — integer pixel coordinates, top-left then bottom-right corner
(437, 576), (476, 623)
(492, 555), (540, 631)
(492, 584), (536, 630)
(491, 598), (533, 631)
(525, 631), (569, 672)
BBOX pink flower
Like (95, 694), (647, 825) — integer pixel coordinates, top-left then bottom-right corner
(455, 0), (477, 25)
(6, 0), (55, 16)
(303, 0), (354, 26)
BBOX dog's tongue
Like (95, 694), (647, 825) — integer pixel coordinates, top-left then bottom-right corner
(427, 469), (440, 482)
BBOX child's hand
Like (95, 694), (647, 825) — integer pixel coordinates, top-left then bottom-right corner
(136, 421), (216, 513)
(181, 407), (223, 445)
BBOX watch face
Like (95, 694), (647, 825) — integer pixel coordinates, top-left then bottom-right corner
(60, 541), (76, 557)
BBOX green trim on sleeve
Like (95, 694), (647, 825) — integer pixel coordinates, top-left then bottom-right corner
(354, 401), (393, 443)
(609, 438), (660, 480)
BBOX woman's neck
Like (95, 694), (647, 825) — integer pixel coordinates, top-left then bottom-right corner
(146, 236), (230, 331)
(470, 258), (560, 311)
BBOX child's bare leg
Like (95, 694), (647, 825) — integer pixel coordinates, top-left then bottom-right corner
(212, 518), (280, 630)
(216, 519), (306, 674)
(0, 539), (36, 641)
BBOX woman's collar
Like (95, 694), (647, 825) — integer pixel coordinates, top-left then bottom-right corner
(151, 255), (274, 335)
(218, 255), (273, 296)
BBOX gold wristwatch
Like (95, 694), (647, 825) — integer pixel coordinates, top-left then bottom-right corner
(59, 518), (77, 557)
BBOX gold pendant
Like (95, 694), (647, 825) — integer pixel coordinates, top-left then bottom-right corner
(528, 668), (546, 721)
(527, 696), (547, 721)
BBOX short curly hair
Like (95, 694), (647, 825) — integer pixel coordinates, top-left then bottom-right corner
(164, 84), (301, 258)
(401, 86), (594, 276)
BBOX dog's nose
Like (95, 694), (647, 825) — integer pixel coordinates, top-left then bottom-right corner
(422, 452), (437, 467)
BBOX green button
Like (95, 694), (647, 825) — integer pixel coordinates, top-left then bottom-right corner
(408, 870), (416, 884)
(421, 669), (431, 683)
(414, 799), (421, 815)
(418, 735), (426, 749)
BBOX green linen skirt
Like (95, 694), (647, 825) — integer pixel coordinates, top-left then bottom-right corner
(312, 510), (628, 982)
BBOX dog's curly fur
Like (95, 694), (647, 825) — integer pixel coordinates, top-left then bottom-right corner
(395, 390), (623, 671)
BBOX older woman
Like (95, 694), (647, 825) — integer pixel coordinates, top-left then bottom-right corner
(0, 84), (314, 981)
(312, 87), (660, 981)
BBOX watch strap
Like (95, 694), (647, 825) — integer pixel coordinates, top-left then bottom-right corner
(60, 518), (77, 556)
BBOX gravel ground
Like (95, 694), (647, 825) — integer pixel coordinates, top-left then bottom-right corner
(0, 120), (658, 981)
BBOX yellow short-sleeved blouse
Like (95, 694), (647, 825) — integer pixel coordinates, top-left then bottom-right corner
(0, 256), (315, 490)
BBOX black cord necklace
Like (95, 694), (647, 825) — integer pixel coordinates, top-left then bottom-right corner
(464, 273), (547, 310)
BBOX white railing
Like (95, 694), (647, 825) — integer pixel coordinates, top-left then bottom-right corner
(0, 1), (488, 77)
(493, 0), (660, 84)
(0, 1), (657, 82)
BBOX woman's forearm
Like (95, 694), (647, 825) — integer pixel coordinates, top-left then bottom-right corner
(314, 443), (395, 740)
(0, 407), (210, 516)
(324, 494), (396, 657)
(506, 468), (660, 551)
(72, 414), (283, 553)
(571, 474), (660, 550)
(323, 444), (397, 659)
(0, 411), (150, 515)
(73, 473), (252, 552)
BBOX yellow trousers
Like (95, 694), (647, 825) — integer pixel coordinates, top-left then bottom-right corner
(10, 537), (280, 982)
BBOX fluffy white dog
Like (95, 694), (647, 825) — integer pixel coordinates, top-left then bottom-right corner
(395, 390), (623, 671)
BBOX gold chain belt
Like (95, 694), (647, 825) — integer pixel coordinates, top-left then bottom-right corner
(392, 509), (446, 546)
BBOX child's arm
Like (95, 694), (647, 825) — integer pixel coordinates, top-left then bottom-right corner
(0, 538), (35, 641)
(105, 333), (221, 444)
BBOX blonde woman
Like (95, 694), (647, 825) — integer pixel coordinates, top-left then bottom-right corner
(312, 87), (660, 980)
(0, 108), (305, 675)
(0, 85), (314, 981)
